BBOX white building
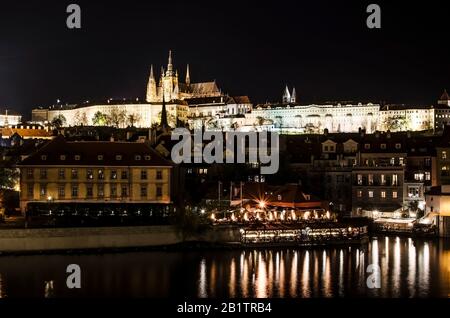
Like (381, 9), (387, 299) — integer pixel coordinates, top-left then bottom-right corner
(0, 110), (22, 127)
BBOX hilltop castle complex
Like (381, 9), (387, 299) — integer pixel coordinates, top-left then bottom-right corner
(31, 51), (450, 134)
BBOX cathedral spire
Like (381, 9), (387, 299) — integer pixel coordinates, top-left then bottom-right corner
(186, 64), (191, 86)
(282, 85), (291, 103)
(146, 65), (157, 102)
(167, 50), (174, 76)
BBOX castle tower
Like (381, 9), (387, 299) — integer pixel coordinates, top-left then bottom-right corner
(146, 65), (157, 102)
(438, 89), (450, 106)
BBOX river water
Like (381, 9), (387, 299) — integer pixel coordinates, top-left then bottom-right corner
(0, 236), (449, 298)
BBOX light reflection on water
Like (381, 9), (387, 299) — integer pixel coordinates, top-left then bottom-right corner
(0, 236), (448, 298)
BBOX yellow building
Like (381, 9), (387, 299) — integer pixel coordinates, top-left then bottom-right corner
(18, 136), (173, 215)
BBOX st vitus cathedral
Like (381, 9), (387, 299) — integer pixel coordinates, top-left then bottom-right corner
(146, 50), (221, 102)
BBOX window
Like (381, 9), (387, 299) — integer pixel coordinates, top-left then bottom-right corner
(381, 191), (386, 199)
(368, 191), (374, 198)
(98, 169), (104, 180)
(98, 184), (104, 198)
(390, 158), (395, 165)
(156, 170), (163, 180)
(156, 186), (163, 198)
(58, 184), (65, 199)
(324, 146), (329, 151)
(26, 168), (34, 179)
(27, 183), (34, 198)
(71, 185), (78, 198)
(392, 191), (398, 199)
(141, 170), (147, 180)
(110, 170), (117, 180)
(199, 168), (208, 175)
(135, 155), (141, 160)
(368, 174), (374, 185)
(357, 174), (363, 185)
(58, 168), (65, 179)
(60, 155), (66, 161)
(424, 158), (431, 167)
(116, 155), (122, 161)
(121, 170), (128, 180)
(277, 194), (282, 201)
(86, 185), (93, 198)
(111, 185), (117, 198)
(414, 173), (424, 181)
(97, 155), (104, 161)
(357, 190), (362, 198)
(121, 186), (128, 197)
(140, 186), (147, 198)
(399, 157), (404, 166)
(40, 183), (47, 197)
(71, 169), (78, 179)
(74, 155), (81, 161)
(380, 144), (386, 149)
(364, 144), (370, 150)
(442, 151), (447, 160)
(392, 174), (398, 186)
(86, 169), (93, 180)
(425, 171), (431, 181)
(395, 143), (401, 149)
(144, 155), (151, 160)
(381, 174), (386, 185)
(41, 155), (47, 161)
(40, 169), (47, 179)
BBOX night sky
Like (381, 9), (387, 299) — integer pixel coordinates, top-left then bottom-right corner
(1, 0), (450, 118)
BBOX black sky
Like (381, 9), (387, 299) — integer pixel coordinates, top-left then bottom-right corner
(1, 0), (450, 118)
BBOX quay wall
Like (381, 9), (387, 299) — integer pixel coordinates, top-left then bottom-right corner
(0, 225), (241, 253)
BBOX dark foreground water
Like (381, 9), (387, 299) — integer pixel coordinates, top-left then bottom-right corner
(0, 236), (449, 298)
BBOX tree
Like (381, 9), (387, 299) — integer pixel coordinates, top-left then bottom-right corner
(107, 108), (127, 128)
(51, 114), (67, 128)
(384, 116), (408, 131)
(127, 113), (142, 127)
(92, 111), (107, 126)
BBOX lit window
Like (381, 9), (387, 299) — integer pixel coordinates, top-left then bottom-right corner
(392, 191), (398, 199)
(368, 191), (374, 198)
(442, 151), (447, 160)
(110, 170), (117, 180)
(380, 144), (386, 149)
(145, 155), (151, 160)
(116, 155), (122, 161)
(60, 155), (66, 160)
(74, 155), (81, 161)
(395, 143), (401, 149)
(381, 191), (386, 198)
(425, 172), (431, 181)
(98, 169), (104, 180)
(58, 169), (65, 179)
(41, 155), (47, 161)
(98, 155), (104, 161)
(86, 169), (93, 180)
(357, 190), (362, 198)
(71, 169), (78, 179)
(135, 155), (141, 161)
(392, 174), (398, 186)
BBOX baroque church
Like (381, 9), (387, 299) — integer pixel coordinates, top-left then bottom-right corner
(146, 51), (222, 102)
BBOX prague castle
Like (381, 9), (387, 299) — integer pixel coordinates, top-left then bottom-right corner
(31, 51), (450, 134)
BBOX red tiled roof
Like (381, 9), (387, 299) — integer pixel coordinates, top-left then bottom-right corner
(19, 136), (173, 167)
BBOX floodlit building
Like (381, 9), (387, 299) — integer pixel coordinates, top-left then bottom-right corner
(18, 136), (173, 214)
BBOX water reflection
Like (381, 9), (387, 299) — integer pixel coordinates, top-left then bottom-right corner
(0, 237), (448, 298)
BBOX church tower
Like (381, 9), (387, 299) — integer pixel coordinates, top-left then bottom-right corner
(146, 65), (157, 102)
(291, 87), (297, 103)
(282, 85), (291, 103)
(186, 64), (191, 87)
(162, 50), (179, 101)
